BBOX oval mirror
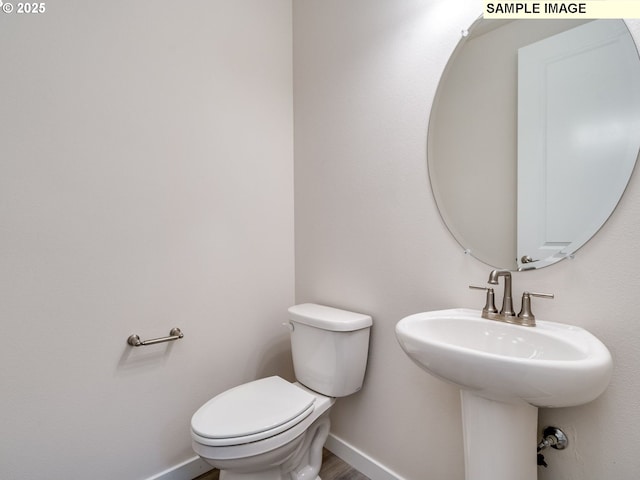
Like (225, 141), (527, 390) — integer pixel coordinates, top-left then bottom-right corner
(428, 18), (640, 271)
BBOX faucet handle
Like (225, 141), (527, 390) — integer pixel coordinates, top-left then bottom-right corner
(517, 291), (554, 327)
(469, 285), (498, 319)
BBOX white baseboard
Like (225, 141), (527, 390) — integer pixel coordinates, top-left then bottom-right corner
(147, 434), (404, 480)
(146, 455), (212, 480)
(324, 433), (406, 480)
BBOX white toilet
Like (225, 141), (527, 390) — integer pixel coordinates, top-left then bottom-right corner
(190, 303), (372, 480)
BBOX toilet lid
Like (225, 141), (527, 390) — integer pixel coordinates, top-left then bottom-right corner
(191, 376), (315, 443)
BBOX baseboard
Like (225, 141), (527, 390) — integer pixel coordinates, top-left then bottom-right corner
(146, 455), (212, 480)
(147, 434), (403, 480)
(324, 433), (406, 480)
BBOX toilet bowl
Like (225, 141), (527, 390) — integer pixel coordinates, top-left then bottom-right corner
(190, 304), (372, 480)
(192, 377), (335, 479)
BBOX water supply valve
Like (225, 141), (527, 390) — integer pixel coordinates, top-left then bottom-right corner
(537, 426), (568, 468)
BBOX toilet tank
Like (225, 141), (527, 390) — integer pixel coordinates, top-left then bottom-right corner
(288, 303), (372, 397)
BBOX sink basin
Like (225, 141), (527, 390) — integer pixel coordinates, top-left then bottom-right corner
(395, 308), (612, 407)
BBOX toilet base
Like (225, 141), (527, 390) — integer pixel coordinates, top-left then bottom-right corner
(203, 410), (331, 480)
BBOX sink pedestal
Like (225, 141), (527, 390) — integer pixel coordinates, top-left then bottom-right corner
(461, 391), (538, 480)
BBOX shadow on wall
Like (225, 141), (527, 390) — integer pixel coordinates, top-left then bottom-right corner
(248, 334), (295, 382)
(117, 337), (179, 373)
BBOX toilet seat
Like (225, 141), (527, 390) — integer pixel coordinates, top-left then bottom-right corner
(191, 376), (316, 447)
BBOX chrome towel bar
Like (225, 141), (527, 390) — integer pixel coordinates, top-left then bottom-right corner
(127, 328), (183, 347)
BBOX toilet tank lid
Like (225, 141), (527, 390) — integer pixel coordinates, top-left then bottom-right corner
(288, 303), (372, 331)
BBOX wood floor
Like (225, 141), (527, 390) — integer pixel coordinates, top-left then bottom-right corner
(193, 449), (370, 480)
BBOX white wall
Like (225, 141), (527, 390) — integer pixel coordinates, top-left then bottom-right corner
(0, 1), (294, 479)
(294, 1), (640, 479)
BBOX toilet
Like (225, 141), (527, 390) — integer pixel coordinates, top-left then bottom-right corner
(190, 303), (372, 480)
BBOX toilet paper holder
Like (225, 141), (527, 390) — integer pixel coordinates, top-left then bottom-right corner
(127, 328), (183, 347)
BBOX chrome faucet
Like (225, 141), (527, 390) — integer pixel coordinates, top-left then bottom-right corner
(488, 269), (516, 319)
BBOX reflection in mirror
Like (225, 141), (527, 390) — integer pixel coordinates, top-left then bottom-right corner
(428, 18), (640, 271)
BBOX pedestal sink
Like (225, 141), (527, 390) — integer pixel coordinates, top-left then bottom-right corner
(395, 308), (612, 480)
